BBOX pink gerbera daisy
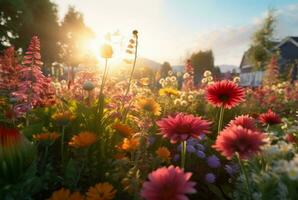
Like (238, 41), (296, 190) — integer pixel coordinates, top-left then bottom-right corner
(140, 165), (196, 200)
(156, 113), (211, 143)
(258, 109), (281, 125)
(205, 80), (245, 109)
(213, 125), (266, 160)
(228, 115), (256, 131)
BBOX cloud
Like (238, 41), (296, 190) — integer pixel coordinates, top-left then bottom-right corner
(191, 4), (298, 66)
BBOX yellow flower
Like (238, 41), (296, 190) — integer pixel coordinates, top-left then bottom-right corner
(120, 138), (139, 151)
(156, 147), (171, 161)
(112, 123), (134, 138)
(101, 44), (113, 59)
(159, 87), (179, 96)
(69, 132), (97, 148)
(33, 132), (60, 141)
(86, 182), (116, 200)
(137, 98), (161, 116)
(52, 111), (75, 122)
(48, 188), (84, 200)
(139, 78), (150, 86)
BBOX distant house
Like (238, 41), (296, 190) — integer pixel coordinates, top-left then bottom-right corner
(239, 36), (298, 86)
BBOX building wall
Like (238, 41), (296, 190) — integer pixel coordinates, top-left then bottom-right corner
(240, 71), (264, 87)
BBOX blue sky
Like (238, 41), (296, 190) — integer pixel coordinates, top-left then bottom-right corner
(53, 0), (298, 68)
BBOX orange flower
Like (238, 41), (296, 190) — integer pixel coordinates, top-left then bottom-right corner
(120, 138), (139, 151)
(69, 132), (97, 148)
(137, 98), (161, 116)
(156, 147), (171, 161)
(33, 132), (60, 141)
(112, 123), (134, 138)
(139, 78), (150, 86)
(113, 153), (126, 160)
(86, 182), (116, 200)
(48, 188), (84, 200)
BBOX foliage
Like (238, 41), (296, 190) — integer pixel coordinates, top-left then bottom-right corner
(1, 35), (298, 200)
(190, 50), (215, 84)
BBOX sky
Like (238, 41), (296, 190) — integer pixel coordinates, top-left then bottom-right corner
(52, 0), (298, 68)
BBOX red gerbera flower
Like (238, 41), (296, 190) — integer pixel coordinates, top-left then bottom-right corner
(213, 125), (266, 160)
(228, 115), (256, 131)
(156, 113), (211, 143)
(258, 109), (281, 125)
(141, 165), (196, 200)
(0, 126), (21, 147)
(206, 80), (245, 109)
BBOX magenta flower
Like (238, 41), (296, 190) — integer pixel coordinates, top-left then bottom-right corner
(157, 113), (211, 143)
(141, 165), (196, 200)
(228, 115), (257, 131)
(213, 125), (266, 160)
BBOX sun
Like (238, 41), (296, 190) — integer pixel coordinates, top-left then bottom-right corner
(84, 34), (125, 70)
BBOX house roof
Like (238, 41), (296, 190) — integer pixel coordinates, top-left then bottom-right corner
(240, 36), (298, 70)
(274, 36), (298, 49)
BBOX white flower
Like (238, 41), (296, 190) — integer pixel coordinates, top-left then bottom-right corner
(201, 78), (207, 84)
(180, 100), (188, 106)
(159, 78), (165, 85)
(207, 76), (213, 82)
(183, 73), (190, 79)
(188, 95), (194, 102)
(174, 99), (181, 105)
(168, 70), (173, 76)
(170, 76), (177, 82)
(203, 70), (212, 77)
(287, 168), (298, 180)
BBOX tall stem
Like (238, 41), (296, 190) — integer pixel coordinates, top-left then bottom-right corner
(236, 153), (252, 200)
(61, 125), (65, 166)
(181, 141), (187, 169)
(99, 58), (109, 99)
(265, 124), (270, 132)
(217, 106), (225, 134)
(122, 36), (138, 122)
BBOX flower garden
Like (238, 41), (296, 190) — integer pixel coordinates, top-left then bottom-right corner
(1, 34), (298, 200)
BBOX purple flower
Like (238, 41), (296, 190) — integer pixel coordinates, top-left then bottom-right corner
(199, 134), (206, 140)
(196, 150), (205, 158)
(187, 138), (198, 146)
(173, 154), (180, 162)
(207, 155), (221, 168)
(148, 136), (156, 145)
(196, 143), (205, 151)
(186, 145), (196, 153)
(225, 164), (238, 176)
(177, 144), (182, 152)
(205, 173), (216, 183)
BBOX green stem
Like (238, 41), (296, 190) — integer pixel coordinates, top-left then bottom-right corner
(41, 144), (49, 171)
(61, 126), (65, 166)
(236, 153), (252, 200)
(98, 59), (109, 100)
(181, 141), (187, 169)
(265, 124), (270, 132)
(217, 106), (225, 134)
(121, 35), (138, 122)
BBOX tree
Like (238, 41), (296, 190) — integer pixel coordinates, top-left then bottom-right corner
(0, 47), (21, 96)
(249, 9), (276, 69)
(0, 0), (61, 65)
(59, 7), (95, 67)
(159, 62), (172, 78)
(189, 50), (214, 84)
